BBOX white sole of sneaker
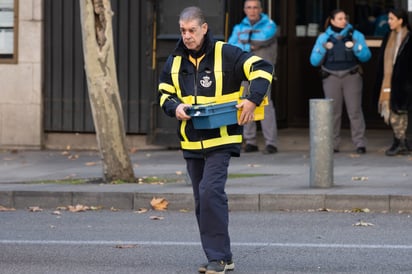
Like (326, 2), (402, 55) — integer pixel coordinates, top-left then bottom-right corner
(225, 262), (235, 271)
(201, 261), (235, 274)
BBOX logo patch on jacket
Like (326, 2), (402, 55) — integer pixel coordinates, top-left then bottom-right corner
(200, 76), (212, 88)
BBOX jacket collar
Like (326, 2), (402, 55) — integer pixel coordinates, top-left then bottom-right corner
(326, 23), (353, 37)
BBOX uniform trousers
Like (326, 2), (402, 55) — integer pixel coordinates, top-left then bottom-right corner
(322, 72), (366, 150)
(186, 151), (232, 262)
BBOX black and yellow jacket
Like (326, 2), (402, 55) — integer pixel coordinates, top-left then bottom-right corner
(158, 31), (273, 158)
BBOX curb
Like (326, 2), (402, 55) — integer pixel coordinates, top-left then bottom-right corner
(2, 191), (412, 212)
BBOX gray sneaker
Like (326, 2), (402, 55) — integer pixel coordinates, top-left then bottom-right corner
(198, 260), (234, 273)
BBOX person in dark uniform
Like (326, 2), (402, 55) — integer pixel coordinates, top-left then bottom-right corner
(310, 9), (371, 154)
(158, 6), (273, 274)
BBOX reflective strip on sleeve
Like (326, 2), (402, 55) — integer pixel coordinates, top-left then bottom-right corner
(249, 70), (273, 82)
(158, 83), (176, 94)
(243, 56), (262, 78)
(159, 93), (170, 107)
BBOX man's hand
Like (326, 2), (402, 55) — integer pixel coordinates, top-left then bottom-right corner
(175, 103), (192, 121)
(237, 99), (256, 125)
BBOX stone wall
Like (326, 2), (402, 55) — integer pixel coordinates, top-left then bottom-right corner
(0, 0), (42, 149)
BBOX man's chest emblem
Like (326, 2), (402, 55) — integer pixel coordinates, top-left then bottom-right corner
(200, 75), (213, 88)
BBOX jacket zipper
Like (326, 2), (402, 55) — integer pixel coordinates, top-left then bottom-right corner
(194, 58), (198, 105)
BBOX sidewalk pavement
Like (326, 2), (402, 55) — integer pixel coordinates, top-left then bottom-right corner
(0, 129), (411, 212)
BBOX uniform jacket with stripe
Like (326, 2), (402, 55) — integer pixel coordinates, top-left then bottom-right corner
(158, 31), (273, 158)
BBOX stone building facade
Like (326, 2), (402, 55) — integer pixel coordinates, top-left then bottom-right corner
(0, 0), (42, 149)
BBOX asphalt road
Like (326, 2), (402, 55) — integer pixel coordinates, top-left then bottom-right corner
(1, 210), (412, 273)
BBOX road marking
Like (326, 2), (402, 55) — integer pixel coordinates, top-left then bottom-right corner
(1, 240), (412, 249)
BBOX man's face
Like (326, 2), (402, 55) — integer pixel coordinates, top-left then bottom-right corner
(244, 0), (262, 24)
(179, 19), (208, 51)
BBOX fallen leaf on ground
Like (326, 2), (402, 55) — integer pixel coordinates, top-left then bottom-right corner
(68, 154), (79, 160)
(110, 207), (120, 212)
(353, 220), (374, 226)
(150, 215), (164, 220)
(351, 176), (368, 181)
(52, 211), (61, 215)
(135, 208), (148, 214)
(67, 204), (90, 212)
(28, 206), (43, 212)
(317, 208), (331, 212)
(85, 162), (97, 166)
(0, 205), (16, 212)
(175, 170), (183, 175)
(351, 208), (370, 213)
(2, 157), (15, 161)
(115, 244), (138, 249)
(150, 197), (168, 211)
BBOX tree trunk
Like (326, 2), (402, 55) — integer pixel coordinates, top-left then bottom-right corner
(79, 0), (135, 182)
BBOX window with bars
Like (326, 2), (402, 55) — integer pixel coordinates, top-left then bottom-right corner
(295, 0), (408, 38)
(0, 0), (18, 64)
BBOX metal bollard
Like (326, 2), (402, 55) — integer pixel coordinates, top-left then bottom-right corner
(309, 99), (334, 188)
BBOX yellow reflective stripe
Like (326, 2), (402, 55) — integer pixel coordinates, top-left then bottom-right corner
(180, 97), (195, 105)
(171, 56), (182, 97)
(181, 96), (213, 105)
(215, 93), (240, 103)
(181, 135), (242, 150)
(214, 41), (224, 97)
(159, 94), (170, 106)
(158, 83), (176, 94)
(180, 120), (188, 142)
(181, 94), (239, 105)
(220, 126), (229, 137)
(243, 56), (262, 78)
(249, 70), (273, 82)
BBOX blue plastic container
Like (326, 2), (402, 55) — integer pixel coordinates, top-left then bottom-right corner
(186, 101), (238, 129)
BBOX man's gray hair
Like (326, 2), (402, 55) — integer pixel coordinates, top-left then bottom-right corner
(179, 6), (206, 25)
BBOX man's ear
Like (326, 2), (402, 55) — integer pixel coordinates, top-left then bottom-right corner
(202, 23), (208, 35)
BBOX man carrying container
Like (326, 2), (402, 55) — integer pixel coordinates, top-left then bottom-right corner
(158, 6), (273, 274)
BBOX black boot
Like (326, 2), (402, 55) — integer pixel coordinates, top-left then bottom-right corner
(385, 138), (409, 156)
(400, 139), (411, 155)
